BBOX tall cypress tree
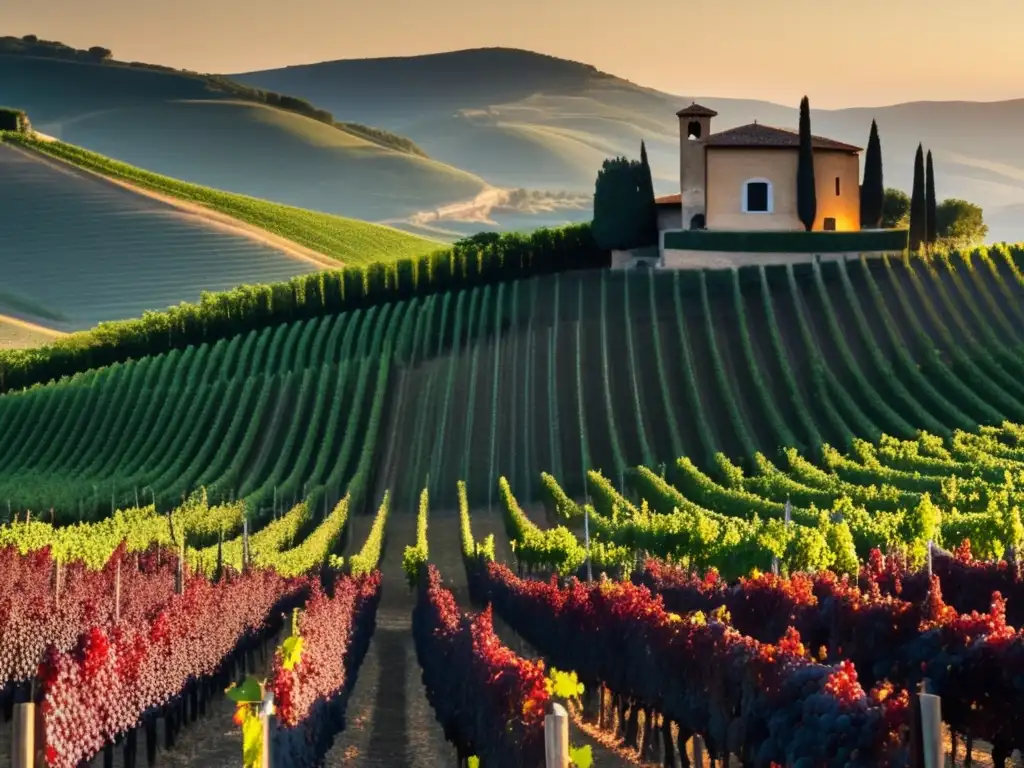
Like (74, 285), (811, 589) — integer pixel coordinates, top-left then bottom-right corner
(637, 141), (659, 244)
(925, 150), (938, 246)
(797, 96), (817, 231)
(860, 119), (884, 228)
(909, 143), (927, 251)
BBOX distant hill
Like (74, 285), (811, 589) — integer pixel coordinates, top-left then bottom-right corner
(234, 47), (1024, 243)
(0, 137), (441, 334)
(0, 46), (488, 223)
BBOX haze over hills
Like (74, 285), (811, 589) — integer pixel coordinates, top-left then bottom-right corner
(0, 50), (488, 226)
(235, 47), (1024, 243)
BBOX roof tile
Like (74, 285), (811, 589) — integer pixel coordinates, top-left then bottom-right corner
(703, 123), (861, 152)
(676, 102), (719, 118)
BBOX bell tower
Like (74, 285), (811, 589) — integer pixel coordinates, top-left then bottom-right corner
(676, 102), (717, 230)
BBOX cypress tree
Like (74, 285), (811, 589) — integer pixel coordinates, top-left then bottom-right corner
(909, 143), (927, 251)
(797, 96), (817, 231)
(860, 119), (884, 228)
(925, 150), (938, 246)
(637, 141), (659, 245)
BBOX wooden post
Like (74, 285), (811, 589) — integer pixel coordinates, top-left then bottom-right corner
(260, 691), (275, 768)
(544, 701), (569, 768)
(919, 692), (942, 768)
(12, 702), (36, 768)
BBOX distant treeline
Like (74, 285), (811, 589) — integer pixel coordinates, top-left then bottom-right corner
(0, 107), (29, 132)
(0, 35), (426, 157)
(0, 224), (608, 393)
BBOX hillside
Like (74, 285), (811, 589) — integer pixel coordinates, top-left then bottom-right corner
(2, 233), (1024, 764)
(234, 47), (1024, 242)
(1, 242), (1023, 517)
(0, 51), (489, 223)
(0, 138), (439, 334)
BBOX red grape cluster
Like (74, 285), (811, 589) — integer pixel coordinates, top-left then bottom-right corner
(471, 560), (910, 767)
(0, 545), (176, 691)
(641, 554), (1024, 759)
(39, 567), (306, 768)
(413, 565), (549, 768)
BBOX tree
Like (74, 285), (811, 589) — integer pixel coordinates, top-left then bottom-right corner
(881, 188), (911, 228)
(87, 46), (113, 61)
(908, 144), (927, 251)
(592, 153), (657, 251)
(797, 96), (816, 231)
(935, 199), (988, 249)
(637, 141), (659, 242)
(925, 150), (938, 246)
(860, 119), (884, 228)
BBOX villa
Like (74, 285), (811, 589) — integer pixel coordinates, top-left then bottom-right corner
(616, 103), (908, 269)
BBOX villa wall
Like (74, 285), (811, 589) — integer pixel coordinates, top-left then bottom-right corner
(705, 148), (861, 232)
(660, 248), (891, 269)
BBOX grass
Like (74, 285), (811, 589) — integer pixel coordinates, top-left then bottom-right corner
(0, 318), (58, 349)
(7, 133), (444, 267)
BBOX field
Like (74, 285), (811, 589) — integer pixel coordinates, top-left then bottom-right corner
(0, 53), (490, 225)
(2, 242), (1024, 766)
(0, 137), (443, 332)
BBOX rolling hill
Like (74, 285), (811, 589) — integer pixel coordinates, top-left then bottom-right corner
(234, 47), (1024, 243)
(0, 50), (489, 224)
(0, 137), (439, 335)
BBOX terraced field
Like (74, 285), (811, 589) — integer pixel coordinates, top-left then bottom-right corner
(3, 240), (1024, 766)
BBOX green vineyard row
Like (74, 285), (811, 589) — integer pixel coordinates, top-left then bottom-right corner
(1, 247), (1024, 520)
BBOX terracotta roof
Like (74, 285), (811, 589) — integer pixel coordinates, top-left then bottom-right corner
(676, 102), (719, 118)
(655, 193), (681, 205)
(704, 123), (861, 152)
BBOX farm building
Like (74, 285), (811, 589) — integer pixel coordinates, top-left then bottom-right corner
(614, 102), (907, 269)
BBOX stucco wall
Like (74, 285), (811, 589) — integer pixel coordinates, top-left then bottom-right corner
(656, 207), (683, 232)
(705, 149), (860, 232)
(679, 116), (711, 230)
(811, 151), (861, 231)
(661, 249), (889, 269)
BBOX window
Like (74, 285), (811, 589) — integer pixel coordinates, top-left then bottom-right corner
(689, 213), (705, 230)
(824, 217), (837, 231)
(687, 120), (702, 139)
(743, 179), (773, 213)
(835, 176), (841, 196)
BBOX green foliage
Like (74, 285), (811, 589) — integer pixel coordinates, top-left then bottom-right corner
(591, 147), (658, 251)
(348, 491), (390, 576)
(882, 188), (911, 229)
(0, 107), (29, 133)
(860, 119), (884, 228)
(402, 488), (430, 586)
(796, 96), (816, 232)
(936, 199), (988, 249)
(336, 122), (428, 157)
(925, 150), (938, 245)
(909, 144), (927, 251)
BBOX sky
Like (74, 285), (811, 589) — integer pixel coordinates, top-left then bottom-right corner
(3, 0), (1022, 109)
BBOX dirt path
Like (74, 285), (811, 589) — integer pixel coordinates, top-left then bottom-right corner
(12, 140), (341, 272)
(324, 509), (456, 767)
(0, 313), (67, 339)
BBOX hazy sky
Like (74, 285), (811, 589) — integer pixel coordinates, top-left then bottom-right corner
(3, 0), (1022, 108)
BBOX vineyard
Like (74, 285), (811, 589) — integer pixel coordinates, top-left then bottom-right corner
(2, 241), (1024, 766)
(0, 141), (327, 333)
